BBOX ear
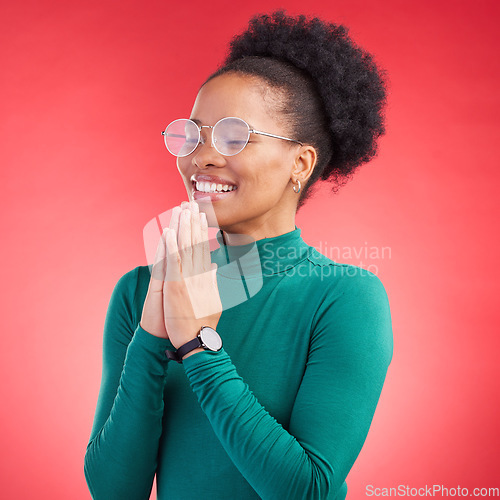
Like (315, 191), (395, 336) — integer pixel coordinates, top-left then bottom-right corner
(292, 145), (317, 184)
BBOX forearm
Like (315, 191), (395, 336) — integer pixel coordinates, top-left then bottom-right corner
(84, 325), (171, 500)
(182, 349), (335, 500)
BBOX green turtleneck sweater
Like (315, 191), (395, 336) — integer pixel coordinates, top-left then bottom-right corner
(84, 226), (393, 500)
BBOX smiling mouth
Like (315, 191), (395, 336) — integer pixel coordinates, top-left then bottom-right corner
(192, 180), (238, 194)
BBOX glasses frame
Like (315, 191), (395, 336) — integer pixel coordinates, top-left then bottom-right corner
(161, 116), (304, 157)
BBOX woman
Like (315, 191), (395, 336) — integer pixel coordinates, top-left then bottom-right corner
(84, 10), (393, 500)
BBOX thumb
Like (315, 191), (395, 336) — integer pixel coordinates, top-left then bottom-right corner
(211, 263), (218, 287)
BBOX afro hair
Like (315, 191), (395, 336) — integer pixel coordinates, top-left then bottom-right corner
(205, 10), (390, 209)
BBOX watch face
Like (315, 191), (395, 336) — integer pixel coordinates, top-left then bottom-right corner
(200, 327), (222, 351)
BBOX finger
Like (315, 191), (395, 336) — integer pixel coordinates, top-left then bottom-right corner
(200, 211), (211, 274)
(164, 228), (182, 282)
(169, 205), (182, 234)
(178, 208), (193, 277)
(211, 262), (219, 289)
(190, 202), (203, 276)
(189, 199), (198, 213)
(150, 228), (167, 288)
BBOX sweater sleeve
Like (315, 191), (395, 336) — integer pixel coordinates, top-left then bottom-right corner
(182, 270), (393, 500)
(84, 267), (174, 500)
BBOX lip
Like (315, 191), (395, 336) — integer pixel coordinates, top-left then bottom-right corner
(192, 186), (237, 202)
(190, 174), (238, 187)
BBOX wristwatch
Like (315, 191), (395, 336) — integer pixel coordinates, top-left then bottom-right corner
(166, 326), (222, 363)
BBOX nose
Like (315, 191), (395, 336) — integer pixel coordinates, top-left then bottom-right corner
(198, 125), (215, 148)
(192, 127), (226, 168)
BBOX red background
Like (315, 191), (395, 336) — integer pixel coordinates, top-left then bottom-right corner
(1, 0), (499, 498)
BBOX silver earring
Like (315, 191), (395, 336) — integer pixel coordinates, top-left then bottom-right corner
(292, 179), (301, 194)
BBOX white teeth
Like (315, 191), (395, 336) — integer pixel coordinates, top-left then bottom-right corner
(195, 181), (237, 193)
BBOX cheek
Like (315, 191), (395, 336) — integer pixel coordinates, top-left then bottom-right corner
(176, 158), (191, 181)
(248, 151), (291, 186)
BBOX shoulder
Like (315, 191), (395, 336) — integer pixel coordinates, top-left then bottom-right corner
(306, 246), (390, 302)
(110, 265), (143, 303)
(114, 264), (152, 295)
(306, 248), (393, 363)
(106, 265), (146, 328)
(115, 265), (142, 286)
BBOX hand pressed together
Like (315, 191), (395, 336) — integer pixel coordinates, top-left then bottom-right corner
(140, 200), (222, 357)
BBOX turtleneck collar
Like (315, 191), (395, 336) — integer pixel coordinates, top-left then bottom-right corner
(212, 225), (312, 279)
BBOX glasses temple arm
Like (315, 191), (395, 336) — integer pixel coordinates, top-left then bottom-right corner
(250, 129), (303, 146)
(161, 131), (190, 139)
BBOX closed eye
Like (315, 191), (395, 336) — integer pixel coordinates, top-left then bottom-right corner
(224, 140), (247, 146)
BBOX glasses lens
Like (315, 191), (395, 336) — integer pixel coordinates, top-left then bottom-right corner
(164, 119), (199, 157)
(213, 117), (250, 156)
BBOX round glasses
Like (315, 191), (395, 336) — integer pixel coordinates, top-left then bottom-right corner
(161, 117), (303, 157)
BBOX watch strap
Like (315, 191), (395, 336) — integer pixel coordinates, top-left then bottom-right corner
(165, 349), (181, 363)
(177, 336), (202, 359)
(171, 336), (202, 363)
(165, 327), (222, 363)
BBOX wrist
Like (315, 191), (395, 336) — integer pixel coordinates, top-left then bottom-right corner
(139, 320), (168, 339)
(166, 326), (222, 363)
(181, 347), (204, 360)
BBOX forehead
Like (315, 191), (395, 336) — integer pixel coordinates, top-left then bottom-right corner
(190, 73), (280, 128)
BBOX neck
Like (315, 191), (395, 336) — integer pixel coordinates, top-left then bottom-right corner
(214, 225), (310, 279)
(220, 223), (297, 247)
